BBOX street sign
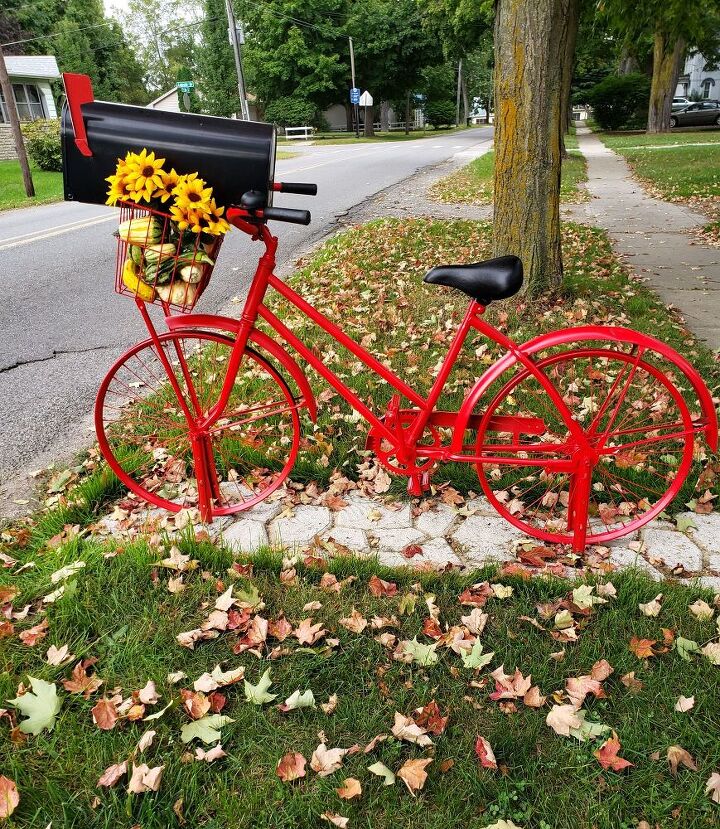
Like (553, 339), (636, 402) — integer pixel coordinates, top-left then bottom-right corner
(177, 81), (195, 93)
(350, 87), (360, 104)
(359, 90), (373, 107)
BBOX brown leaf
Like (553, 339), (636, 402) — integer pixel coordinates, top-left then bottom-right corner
(294, 618), (326, 645)
(590, 659), (614, 682)
(402, 544), (423, 559)
(338, 608), (368, 634)
(458, 582), (493, 607)
(92, 698), (119, 731)
(566, 676), (603, 708)
(310, 743), (349, 777)
(523, 686), (547, 708)
(368, 575), (398, 597)
(706, 772), (720, 804)
(397, 758), (432, 795)
(320, 813), (349, 828)
(181, 690), (211, 720)
(667, 745), (698, 776)
(19, 618), (49, 646)
(127, 763), (164, 793)
(629, 637), (657, 659)
(0, 586), (19, 605)
(594, 732), (634, 771)
(620, 671), (644, 693)
(97, 761), (128, 788)
(413, 700), (448, 735)
(268, 616), (293, 641)
(336, 777), (362, 799)
(276, 752), (307, 783)
(321, 694), (338, 715)
(0, 621), (14, 640)
(391, 712), (433, 746)
(63, 661), (103, 697)
(0, 776), (19, 819)
(475, 735), (497, 769)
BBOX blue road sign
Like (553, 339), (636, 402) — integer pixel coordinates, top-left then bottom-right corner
(350, 87), (360, 104)
(177, 81), (195, 93)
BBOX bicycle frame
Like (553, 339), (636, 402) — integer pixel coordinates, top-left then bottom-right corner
(163, 213), (590, 478)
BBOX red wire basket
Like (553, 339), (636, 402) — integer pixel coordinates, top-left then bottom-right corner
(114, 201), (223, 313)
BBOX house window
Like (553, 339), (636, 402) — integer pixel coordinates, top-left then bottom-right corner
(0, 83), (46, 123)
(701, 78), (715, 99)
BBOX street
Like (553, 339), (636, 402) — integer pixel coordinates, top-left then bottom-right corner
(0, 127), (492, 505)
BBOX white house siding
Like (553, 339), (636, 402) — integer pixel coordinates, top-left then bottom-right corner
(0, 55), (59, 160)
(676, 52), (720, 99)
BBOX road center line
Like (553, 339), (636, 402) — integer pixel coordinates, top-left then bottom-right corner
(0, 214), (115, 252)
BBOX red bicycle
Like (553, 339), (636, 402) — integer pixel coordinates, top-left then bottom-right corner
(95, 187), (718, 553)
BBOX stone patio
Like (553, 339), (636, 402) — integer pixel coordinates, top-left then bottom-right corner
(94, 490), (720, 592)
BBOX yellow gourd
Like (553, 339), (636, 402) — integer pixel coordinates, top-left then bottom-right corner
(122, 259), (155, 302)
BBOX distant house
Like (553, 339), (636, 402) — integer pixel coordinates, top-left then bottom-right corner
(676, 52), (720, 100)
(146, 86), (260, 121)
(0, 55), (60, 160)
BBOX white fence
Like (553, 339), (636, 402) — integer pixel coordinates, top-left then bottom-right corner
(284, 126), (314, 140)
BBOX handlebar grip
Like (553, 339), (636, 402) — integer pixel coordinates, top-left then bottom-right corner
(274, 182), (318, 195)
(261, 206), (312, 225)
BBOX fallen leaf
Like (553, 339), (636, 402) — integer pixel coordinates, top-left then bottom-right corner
(50, 560), (85, 584)
(320, 813), (349, 828)
(0, 776), (19, 818)
(667, 745), (698, 775)
(181, 690), (211, 720)
(193, 665), (245, 693)
(321, 694), (338, 715)
(194, 744), (226, 763)
(391, 712), (433, 746)
(546, 704), (582, 737)
(310, 743), (349, 777)
(278, 689), (316, 712)
(276, 752), (307, 782)
(413, 700), (448, 735)
(629, 637), (657, 659)
(675, 695), (695, 713)
(367, 761), (395, 785)
(97, 761), (127, 788)
(336, 777), (362, 799)
(701, 642), (720, 665)
(491, 583), (513, 599)
(294, 618), (327, 645)
(594, 732), (633, 771)
(638, 594), (663, 617)
(368, 575), (398, 597)
(394, 637), (439, 666)
(127, 763), (164, 794)
(180, 714), (234, 744)
(19, 618), (49, 646)
(338, 608), (368, 633)
(475, 735), (498, 769)
(46, 644), (74, 666)
(523, 686), (547, 708)
(138, 680), (159, 705)
(706, 772), (720, 804)
(689, 600), (714, 620)
(397, 758), (432, 795)
(62, 661), (103, 697)
(10, 677), (62, 734)
(483, 822), (525, 829)
(590, 659), (614, 681)
(137, 729), (156, 752)
(92, 698), (119, 731)
(620, 672), (644, 693)
(461, 638), (494, 670)
(244, 669), (277, 704)
(566, 676), (603, 708)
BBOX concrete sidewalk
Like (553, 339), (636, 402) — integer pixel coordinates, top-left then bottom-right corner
(572, 130), (720, 349)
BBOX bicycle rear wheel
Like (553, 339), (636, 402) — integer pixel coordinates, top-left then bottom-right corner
(475, 346), (695, 546)
(96, 331), (301, 517)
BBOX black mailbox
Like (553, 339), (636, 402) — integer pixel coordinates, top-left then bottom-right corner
(61, 89), (276, 209)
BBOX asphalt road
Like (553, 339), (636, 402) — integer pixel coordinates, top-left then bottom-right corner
(0, 127), (492, 508)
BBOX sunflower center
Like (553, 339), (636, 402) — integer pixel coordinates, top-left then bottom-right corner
(188, 192), (201, 202)
(142, 166), (155, 177)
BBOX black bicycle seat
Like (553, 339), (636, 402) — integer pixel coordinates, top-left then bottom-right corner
(424, 255), (523, 304)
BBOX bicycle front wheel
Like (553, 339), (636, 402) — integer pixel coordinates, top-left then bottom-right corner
(96, 331), (301, 516)
(476, 346), (696, 545)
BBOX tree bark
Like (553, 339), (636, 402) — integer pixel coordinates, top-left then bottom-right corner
(461, 75), (469, 125)
(493, 0), (569, 297)
(344, 102), (353, 132)
(617, 45), (638, 75)
(647, 30), (685, 133)
(559, 0), (579, 159)
(364, 104), (375, 137)
(404, 92), (411, 134)
(380, 100), (389, 131)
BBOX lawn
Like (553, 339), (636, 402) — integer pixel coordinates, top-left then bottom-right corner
(0, 160), (63, 211)
(289, 125), (473, 145)
(1, 534), (720, 828)
(429, 141), (587, 205)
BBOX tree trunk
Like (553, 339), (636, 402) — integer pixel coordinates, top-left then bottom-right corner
(404, 93), (411, 134)
(617, 45), (638, 75)
(647, 31), (685, 134)
(345, 102), (353, 132)
(380, 100), (389, 131)
(559, 0), (579, 159)
(493, 0), (569, 297)
(461, 75), (469, 125)
(364, 104), (375, 137)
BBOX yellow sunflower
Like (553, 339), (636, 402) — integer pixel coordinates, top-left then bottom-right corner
(122, 149), (167, 203)
(169, 201), (208, 233)
(154, 167), (181, 203)
(105, 170), (135, 206)
(199, 199), (230, 236)
(172, 174), (214, 212)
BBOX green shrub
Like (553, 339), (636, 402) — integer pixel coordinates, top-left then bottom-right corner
(20, 118), (62, 171)
(264, 97), (316, 127)
(424, 100), (457, 128)
(583, 73), (650, 131)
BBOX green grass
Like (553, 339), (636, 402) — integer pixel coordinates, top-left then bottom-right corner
(429, 148), (588, 205)
(1, 540), (719, 828)
(0, 160), (63, 211)
(596, 133), (720, 202)
(295, 125), (473, 145)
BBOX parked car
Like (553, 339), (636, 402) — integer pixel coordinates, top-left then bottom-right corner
(670, 100), (720, 127)
(672, 96), (690, 108)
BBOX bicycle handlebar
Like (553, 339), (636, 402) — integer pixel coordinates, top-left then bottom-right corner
(272, 181), (317, 196)
(260, 206), (312, 225)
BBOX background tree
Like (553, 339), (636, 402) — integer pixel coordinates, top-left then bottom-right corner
(196, 0), (240, 117)
(239, 0), (348, 125)
(493, 0), (572, 295)
(1, 0), (64, 55)
(120, 0), (201, 95)
(602, 0), (719, 133)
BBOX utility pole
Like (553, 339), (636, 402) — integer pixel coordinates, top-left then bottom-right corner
(456, 58), (462, 127)
(0, 47), (34, 197)
(225, 0), (250, 120)
(349, 36), (359, 138)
